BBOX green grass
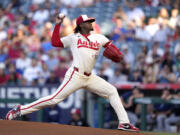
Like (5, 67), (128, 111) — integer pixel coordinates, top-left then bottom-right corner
(154, 132), (179, 135)
(143, 131), (180, 135)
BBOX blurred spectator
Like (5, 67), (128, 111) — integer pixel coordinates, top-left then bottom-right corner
(36, 49), (49, 63)
(110, 17), (127, 42)
(165, 103), (180, 132)
(38, 62), (50, 85)
(32, 4), (49, 26)
(19, 77), (28, 86)
(101, 61), (113, 79)
(32, 0), (45, 5)
(161, 52), (175, 72)
(23, 58), (42, 85)
(80, 0), (94, 7)
(46, 71), (60, 85)
(55, 61), (68, 82)
(61, 0), (81, 8)
(141, 44), (148, 55)
(100, 20), (115, 36)
(68, 108), (89, 127)
(157, 8), (169, 23)
(175, 53), (180, 69)
(6, 63), (21, 85)
(0, 63), (8, 85)
(145, 18), (159, 37)
(125, 21), (136, 41)
(8, 41), (22, 60)
(135, 22), (151, 41)
(158, 65), (176, 83)
(40, 22), (53, 53)
(16, 51), (31, 74)
(61, 0), (94, 8)
(128, 69), (143, 83)
(126, 1), (145, 26)
(121, 44), (134, 68)
(0, 47), (8, 62)
(154, 88), (173, 131)
(25, 32), (41, 56)
(169, 9), (179, 30)
(97, 67), (109, 81)
(111, 18), (136, 42)
(175, 54), (180, 80)
(175, 43), (180, 56)
(0, 27), (7, 42)
(163, 43), (171, 56)
(109, 68), (128, 85)
(134, 53), (146, 73)
(175, 65), (180, 81)
(45, 51), (59, 71)
(43, 104), (61, 123)
(122, 86), (144, 126)
(113, 5), (127, 21)
(146, 0), (159, 7)
(143, 56), (159, 83)
(165, 90), (180, 132)
(152, 23), (170, 42)
(148, 42), (164, 57)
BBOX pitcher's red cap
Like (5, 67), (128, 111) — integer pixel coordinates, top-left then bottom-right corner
(76, 15), (95, 25)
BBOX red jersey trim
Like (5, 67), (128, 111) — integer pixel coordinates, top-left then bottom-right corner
(21, 68), (75, 111)
(77, 45), (99, 50)
(104, 40), (112, 48)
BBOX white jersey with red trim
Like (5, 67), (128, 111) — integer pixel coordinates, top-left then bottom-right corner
(61, 33), (109, 73)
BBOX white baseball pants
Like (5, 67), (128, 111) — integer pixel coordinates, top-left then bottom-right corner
(20, 67), (129, 124)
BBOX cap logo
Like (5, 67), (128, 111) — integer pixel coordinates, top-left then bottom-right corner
(81, 15), (88, 21)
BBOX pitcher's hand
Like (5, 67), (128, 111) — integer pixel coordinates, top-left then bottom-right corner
(56, 13), (65, 25)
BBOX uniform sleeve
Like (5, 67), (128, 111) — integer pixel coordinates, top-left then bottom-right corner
(51, 24), (64, 48)
(61, 35), (72, 48)
(99, 34), (110, 47)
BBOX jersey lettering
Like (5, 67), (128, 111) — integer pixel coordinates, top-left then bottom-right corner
(77, 39), (100, 50)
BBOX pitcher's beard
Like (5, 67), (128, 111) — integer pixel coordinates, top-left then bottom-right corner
(90, 27), (94, 31)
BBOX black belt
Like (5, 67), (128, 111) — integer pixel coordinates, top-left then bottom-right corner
(74, 67), (91, 76)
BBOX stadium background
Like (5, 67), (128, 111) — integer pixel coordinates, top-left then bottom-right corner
(0, 0), (180, 133)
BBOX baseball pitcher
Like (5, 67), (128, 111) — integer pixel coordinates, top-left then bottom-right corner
(6, 14), (139, 132)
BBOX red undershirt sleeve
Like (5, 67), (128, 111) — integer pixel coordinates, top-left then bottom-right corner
(51, 24), (64, 48)
(103, 40), (112, 48)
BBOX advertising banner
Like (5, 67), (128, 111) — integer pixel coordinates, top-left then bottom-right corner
(0, 86), (83, 124)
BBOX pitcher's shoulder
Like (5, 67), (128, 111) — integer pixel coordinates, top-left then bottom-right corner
(90, 33), (105, 38)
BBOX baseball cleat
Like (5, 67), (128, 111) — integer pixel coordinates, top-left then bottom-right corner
(118, 123), (139, 132)
(6, 104), (21, 120)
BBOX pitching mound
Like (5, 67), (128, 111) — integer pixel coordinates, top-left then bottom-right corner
(0, 120), (154, 135)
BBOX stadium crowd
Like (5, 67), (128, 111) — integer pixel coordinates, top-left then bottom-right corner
(0, 0), (180, 86)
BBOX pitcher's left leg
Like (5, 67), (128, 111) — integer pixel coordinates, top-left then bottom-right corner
(85, 74), (139, 131)
(86, 74), (129, 123)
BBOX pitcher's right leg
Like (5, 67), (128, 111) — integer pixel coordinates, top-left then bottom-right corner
(6, 68), (83, 120)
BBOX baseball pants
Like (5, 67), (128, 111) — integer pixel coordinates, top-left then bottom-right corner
(20, 67), (130, 124)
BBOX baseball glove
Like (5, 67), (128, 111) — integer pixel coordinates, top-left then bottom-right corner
(103, 43), (123, 63)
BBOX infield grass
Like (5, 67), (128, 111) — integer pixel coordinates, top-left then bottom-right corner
(143, 131), (179, 135)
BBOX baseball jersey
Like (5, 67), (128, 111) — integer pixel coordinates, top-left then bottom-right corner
(61, 33), (109, 73)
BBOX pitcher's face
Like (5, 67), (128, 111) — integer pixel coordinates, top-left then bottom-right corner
(81, 21), (94, 31)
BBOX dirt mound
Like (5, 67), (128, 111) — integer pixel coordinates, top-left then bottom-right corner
(0, 120), (154, 135)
